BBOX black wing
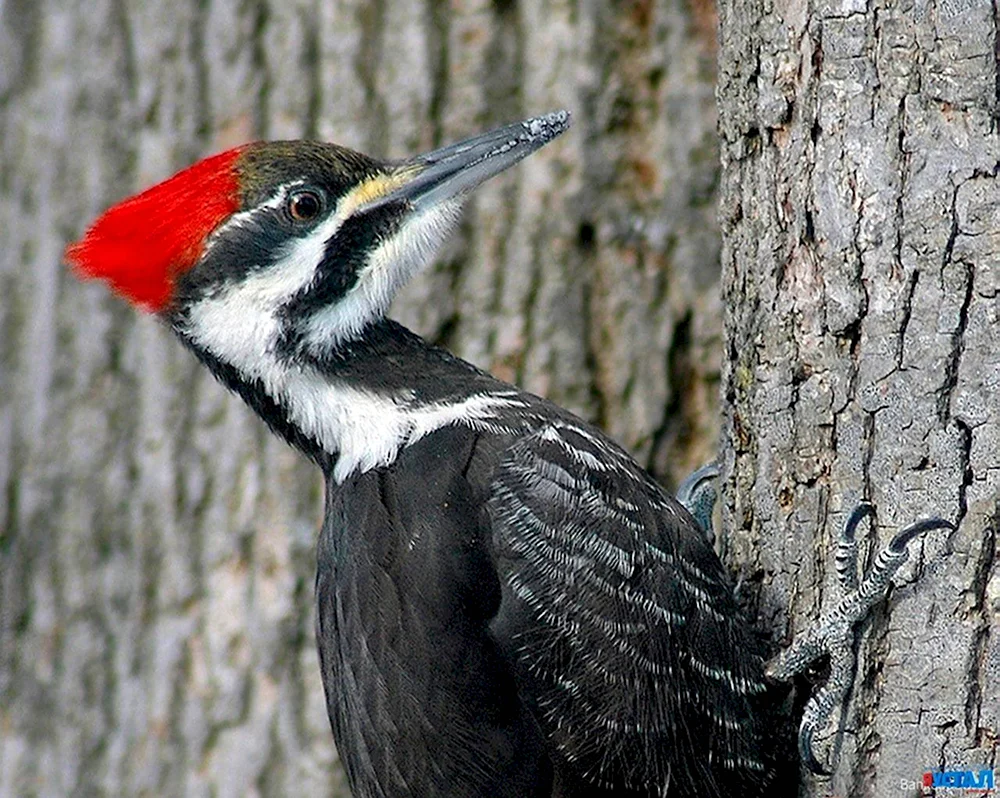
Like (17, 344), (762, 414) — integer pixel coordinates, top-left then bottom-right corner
(486, 422), (772, 796)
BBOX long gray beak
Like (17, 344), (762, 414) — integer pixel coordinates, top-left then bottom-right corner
(374, 111), (571, 211)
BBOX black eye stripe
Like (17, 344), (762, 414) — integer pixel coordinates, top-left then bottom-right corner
(286, 205), (403, 310)
(274, 202), (406, 358)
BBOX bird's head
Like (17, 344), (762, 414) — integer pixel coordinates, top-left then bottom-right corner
(66, 112), (569, 367)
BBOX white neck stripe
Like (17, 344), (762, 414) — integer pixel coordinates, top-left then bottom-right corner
(301, 201), (462, 352)
(179, 180), (482, 479)
(185, 290), (523, 481)
(275, 375), (525, 482)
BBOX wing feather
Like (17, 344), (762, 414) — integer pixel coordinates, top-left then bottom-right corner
(487, 423), (771, 794)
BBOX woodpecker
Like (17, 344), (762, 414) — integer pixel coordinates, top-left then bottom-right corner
(67, 112), (952, 797)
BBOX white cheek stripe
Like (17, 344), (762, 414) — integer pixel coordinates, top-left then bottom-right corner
(302, 201), (462, 351)
(182, 198), (510, 482)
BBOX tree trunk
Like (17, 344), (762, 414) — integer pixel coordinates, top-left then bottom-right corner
(0, 1), (721, 795)
(717, 1), (1000, 795)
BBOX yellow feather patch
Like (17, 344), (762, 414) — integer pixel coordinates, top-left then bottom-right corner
(341, 167), (423, 216)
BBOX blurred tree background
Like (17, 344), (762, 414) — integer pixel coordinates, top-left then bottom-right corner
(1, 1), (722, 795)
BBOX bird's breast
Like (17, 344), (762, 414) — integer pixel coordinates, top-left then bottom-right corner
(313, 425), (551, 798)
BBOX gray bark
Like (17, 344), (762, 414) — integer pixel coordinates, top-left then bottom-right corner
(0, 1), (721, 795)
(717, 0), (1000, 795)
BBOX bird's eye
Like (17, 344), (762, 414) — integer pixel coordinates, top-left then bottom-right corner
(288, 189), (323, 223)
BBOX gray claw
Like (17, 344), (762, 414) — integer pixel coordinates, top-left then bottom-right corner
(676, 461), (720, 541)
(767, 503), (955, 775)
(835, 501), (873, 592)
(799, 723), (824, 775)
(843, 502), (876, 543)
(796, 642), (854, 775)
(888, 517), (954, 554)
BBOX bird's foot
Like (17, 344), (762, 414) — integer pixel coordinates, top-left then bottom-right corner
(676, 460), (720, 541)
(765, 502), (955, 775)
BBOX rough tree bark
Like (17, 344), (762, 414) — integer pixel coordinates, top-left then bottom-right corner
(0, 1), (722, 796)
(717, 1), (999, 796)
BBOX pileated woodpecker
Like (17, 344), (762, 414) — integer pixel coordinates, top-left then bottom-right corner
(67, 113), (951, 797)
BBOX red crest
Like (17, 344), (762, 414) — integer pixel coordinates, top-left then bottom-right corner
(65, 146), (246, 311)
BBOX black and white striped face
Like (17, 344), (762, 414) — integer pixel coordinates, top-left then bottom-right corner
(173, 111), (570, 376)
(68, 113), (570, 477)
(172, 141), (462, 372)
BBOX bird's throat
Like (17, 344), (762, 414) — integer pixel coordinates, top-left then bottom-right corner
(177, 313), (528, 482)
